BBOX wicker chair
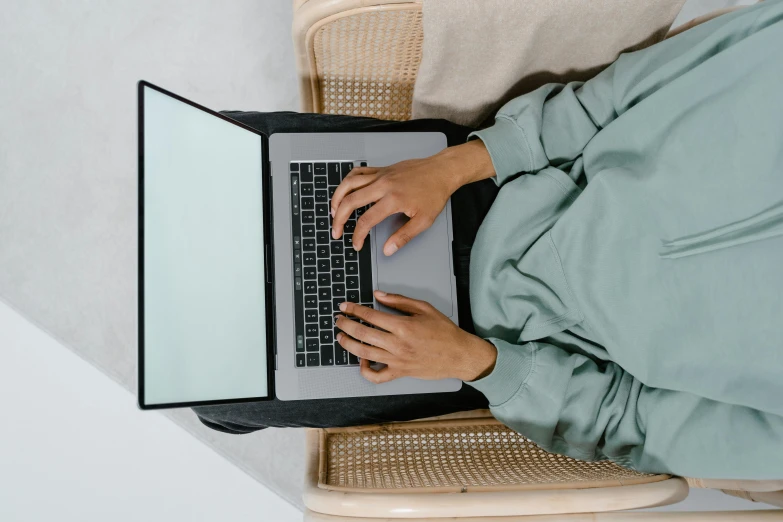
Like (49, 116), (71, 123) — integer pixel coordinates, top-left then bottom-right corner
(292, 1), (783, 519)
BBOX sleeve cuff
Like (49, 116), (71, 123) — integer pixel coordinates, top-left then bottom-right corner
(466, 338), (535, 406)
(468, 116), (533, 186)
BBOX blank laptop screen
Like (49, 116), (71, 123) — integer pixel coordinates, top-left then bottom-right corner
(142, 85), (269, 406)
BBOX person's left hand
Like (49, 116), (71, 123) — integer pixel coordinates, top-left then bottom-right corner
(334, 290), (497, 383)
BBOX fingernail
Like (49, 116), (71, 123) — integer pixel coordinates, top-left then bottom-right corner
(333, 314), (342, 323)
(332, 229), (338, 239)
(384, 243), (398, 256)
(339, 302), (347, 311)
(374, 290), (387, 297)
(336, 332), (343, 342)
(330, 207), (335, 217)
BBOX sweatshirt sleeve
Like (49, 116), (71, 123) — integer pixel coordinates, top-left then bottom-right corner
(470, 2), (773, 186)
(468, 339), (783, 479)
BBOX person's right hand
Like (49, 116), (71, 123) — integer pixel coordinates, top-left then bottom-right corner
(330, 140), (495, 256)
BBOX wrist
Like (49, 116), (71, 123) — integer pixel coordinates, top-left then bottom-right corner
(457, 336), (498, 382)
(438, 140), (496, 193)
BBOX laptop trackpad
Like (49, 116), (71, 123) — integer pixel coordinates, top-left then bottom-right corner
(373, 209), (454, 318)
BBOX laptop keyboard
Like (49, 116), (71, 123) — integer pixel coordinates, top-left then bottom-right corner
(290, 161), (373, 368)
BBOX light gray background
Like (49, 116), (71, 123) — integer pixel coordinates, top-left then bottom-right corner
(0, 0), (771, 517)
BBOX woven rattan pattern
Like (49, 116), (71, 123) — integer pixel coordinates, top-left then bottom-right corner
(312, 8), (422, 121)
(323, 423), (655, 490)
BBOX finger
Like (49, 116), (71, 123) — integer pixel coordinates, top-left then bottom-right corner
(332, 185), (386, 240)
(383, 215), (433, 256)
(373, 290), (432, 315)
(339, 301), (400, 332)
(352, 198), (396, 251)
(360, 358), (399, 384)
(343, 166), (379, 179)
(337, 332), (392, 363)
(335, 315), (395, 349)
(330, 169), (379, 217)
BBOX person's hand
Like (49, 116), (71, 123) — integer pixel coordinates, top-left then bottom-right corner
(331, 140), (495, 256)
(334, 290), (497, 383)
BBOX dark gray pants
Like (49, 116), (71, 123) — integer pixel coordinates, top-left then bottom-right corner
(195, 111), (498, 434)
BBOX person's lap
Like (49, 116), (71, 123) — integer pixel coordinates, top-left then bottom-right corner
(194, 111), (498, 434)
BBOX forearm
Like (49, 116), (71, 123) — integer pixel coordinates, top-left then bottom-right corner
(436, 139), (497, 192)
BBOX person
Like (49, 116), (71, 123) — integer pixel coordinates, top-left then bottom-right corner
(196, 0), (783, 479)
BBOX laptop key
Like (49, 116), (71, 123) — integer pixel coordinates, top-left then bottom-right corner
(330, 241), (344, 255)
(305, 309), (318, 322)
(317, 259), (330, 272)
(319, 302), (331, 315)
(335, 343), (348, 365)
(304, 267), (317, 280)
(348, 353), (359, 365)
(327, 163), (341, 185)
(319, 316), (332, 330)
(301, 182), (313, 196)
(329, 186), (337, 198)
(301, 197), (314, 210)
(346, 276), (359, 290)
(318, 273), (331, 286)
(306, 338), (319, 352)
(315, 189), (328, 203)
(320, 330), (333, 344)
(314, 163), (326, 175)
(302, 224), (315, 237)
(315, 176), (327, 189)
(320, 344), (334, 366)
(345, 249), (357, 261)
(346, 290), (360, 302)
(333, 298), (343, 312)
(359, 236), (374, 302)
(332, 256), (345, 269)
(302, 210), (314, 224)
(316, 245), (330, 258)
(304, 281), (317, 294)
(345, 262), (358, 276)
(296, 353), (306, 367)
(315, 217), (329, 230)
(333, 283), (345, 297)
(305, 324), (318, 337)
(303, 252), (316, 265)
(344, 219), (356, 233)
(344, 234), (353, 249)
(305, 295), (317, 308)
(303, 239), (315, 251)
(316, 231), (330, 244)
(290, 162), (300, 172)
(332, 270), (345, 283)
(316, 203), (329, 217)
(306, 353), (320, 367)
(300, 163), (313, 182)
(318, 287), (331, 301)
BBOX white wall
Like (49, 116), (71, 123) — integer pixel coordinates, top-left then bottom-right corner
(0, 299), (301, 522)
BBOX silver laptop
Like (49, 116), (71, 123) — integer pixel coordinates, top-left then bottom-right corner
(137, 81), (462, 409)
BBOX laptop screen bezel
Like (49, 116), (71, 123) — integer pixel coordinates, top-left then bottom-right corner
(137, 80), (276, 410)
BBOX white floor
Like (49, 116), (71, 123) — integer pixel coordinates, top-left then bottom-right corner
(0, 299), (300, 522)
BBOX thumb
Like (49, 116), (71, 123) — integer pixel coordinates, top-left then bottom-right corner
(383, 215), (432, 256)
(374, 290), (430, 315)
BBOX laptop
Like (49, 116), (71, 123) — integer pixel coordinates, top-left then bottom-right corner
(137, 81), (462, 409)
